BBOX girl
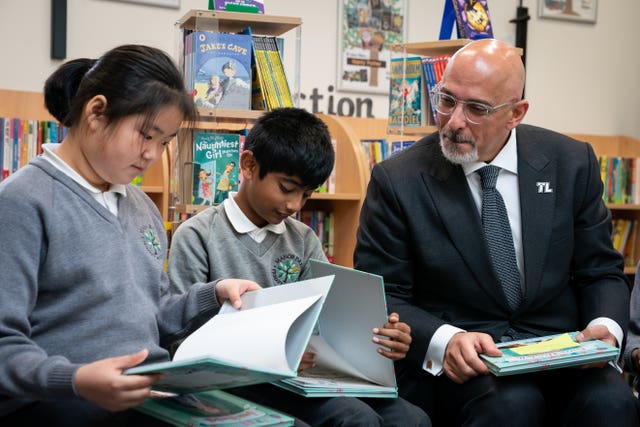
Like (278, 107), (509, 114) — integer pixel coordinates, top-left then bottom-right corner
(0, 44), (259, 426)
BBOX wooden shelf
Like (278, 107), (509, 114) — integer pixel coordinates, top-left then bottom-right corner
(196, 107), (263, 122)
(392, 39), (471, 57)
(387, 125), (437, 136)
(311, 192), (361, 201)
(607, 204), (640, 211)
(178, 10), (302, 35)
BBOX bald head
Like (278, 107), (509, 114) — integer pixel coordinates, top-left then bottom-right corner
(444, 39), (525, 101)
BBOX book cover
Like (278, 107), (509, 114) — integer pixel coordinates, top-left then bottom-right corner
(137, 389), (293, 426)
(186, 31), (252, 110)
(480, 332), (620, 376)
(390, 140), (415, 156)
(451, 0), (494, 40)
(250, 35), (294, 110)
(192, 132), (241, 206)
(275, 261), (398, 398)
(387, 57), (427, 127)
(212, 0), (264, 13)
(125, 275), (334, 394)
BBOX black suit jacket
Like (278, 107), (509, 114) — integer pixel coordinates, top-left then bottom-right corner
(354, 124), (630, 369)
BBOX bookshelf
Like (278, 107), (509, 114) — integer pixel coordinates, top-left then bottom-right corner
(171, 11), (370, 267)
(568, 134), (640, 276)
(0, 89), (171, 220)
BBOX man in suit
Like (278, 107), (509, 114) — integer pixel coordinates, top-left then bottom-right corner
(354, 38), (639, 426)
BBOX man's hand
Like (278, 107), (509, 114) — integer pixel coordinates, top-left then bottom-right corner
(443, 332), (501, 384)
(372, 312), (411, 361)
(575, 324), (617, 369)
(215, 279), (261, 308)
(74, 349), (161, 412)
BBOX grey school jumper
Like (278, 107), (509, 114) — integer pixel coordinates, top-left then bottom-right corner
(168, 202), (327, 293)
(0, 157), (220, 416)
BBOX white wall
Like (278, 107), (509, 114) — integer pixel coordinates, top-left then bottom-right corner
(0, 0), (637, 137)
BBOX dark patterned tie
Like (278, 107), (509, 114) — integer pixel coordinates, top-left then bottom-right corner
(478, 165), (522, 311)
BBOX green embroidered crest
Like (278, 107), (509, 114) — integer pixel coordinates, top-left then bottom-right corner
(272, 254), (303, 284)
(141, 225), (162, 259)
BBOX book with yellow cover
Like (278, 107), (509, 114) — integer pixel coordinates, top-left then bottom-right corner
(480, 332), (619, 376)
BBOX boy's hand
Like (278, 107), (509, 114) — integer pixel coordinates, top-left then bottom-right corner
(74, 349), (160, 412)
(297, 351), (317, 373)
(372, 312), (411, 361)
(215, 279), (261, 308)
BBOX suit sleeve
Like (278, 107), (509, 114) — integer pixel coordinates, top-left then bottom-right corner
(355, 162), (446, 368)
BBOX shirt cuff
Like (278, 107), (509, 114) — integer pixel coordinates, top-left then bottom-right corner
(422, 324), (465, 376)
(587, 317), (623, 348)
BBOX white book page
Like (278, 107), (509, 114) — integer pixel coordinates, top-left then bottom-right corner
(305, 335), (376, 383)
(174, 294), (322, 375)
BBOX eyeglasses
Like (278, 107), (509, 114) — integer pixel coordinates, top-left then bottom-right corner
(431, 91), (516, 125)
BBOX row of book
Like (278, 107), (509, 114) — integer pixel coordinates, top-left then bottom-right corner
(295, 210), (335, 263)
(360, 138), (415, 172)
(599, 156), (640, 204)
(184, 29), (293, 112)
(611, 219), (640, 268)
(0, 117), (66, 182)
(387, 54), (451, 128)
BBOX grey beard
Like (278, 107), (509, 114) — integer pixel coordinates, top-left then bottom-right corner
(439, 132), (478, 165)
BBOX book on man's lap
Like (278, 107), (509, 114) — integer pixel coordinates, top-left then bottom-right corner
(480, 331), (620, 376)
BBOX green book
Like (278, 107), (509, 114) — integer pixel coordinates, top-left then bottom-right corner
(137, 389), (293, 426)
(275, 260), (398, 398)
(125, 276), (334, 394)
(480, 331), (620, 376)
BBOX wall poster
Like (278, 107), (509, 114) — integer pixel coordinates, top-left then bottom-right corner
(337, 0), (407, 95)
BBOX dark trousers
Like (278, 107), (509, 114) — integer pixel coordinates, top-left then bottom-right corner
(397, 362), (640, 427)
(2, 400), (171, 427)
(228, 383), (431, 427)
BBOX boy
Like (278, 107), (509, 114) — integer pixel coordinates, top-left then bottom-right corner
(168, 108), (430, 427)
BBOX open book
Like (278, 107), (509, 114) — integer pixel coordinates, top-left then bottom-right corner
(480, 331), (620, 376)
(275, 260), (398, 398)
(125, 275), (334, 394)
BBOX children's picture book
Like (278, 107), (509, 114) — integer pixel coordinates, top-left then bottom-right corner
(387, 56), (427, 127)
(211, 0), (264, 14)
(137, 389), (293, 427)
(185, 31), (252, 110)
(192, 132), (241, 206)
(480, 331), (620, 376)
(275, 260), (398, 398)
(125, 275), (334, 394)
(451, 0), (494, 40)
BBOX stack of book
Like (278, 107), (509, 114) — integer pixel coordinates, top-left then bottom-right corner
(480, 332), (619, 376)
(1, 117), (66, 182)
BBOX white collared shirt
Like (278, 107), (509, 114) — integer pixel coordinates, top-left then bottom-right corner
(41, 143), (126, 216)
(224, 193), (285, 243)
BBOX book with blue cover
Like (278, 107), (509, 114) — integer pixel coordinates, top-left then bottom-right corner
(480, 332), (620, 376)
(185, 31), (252, 110)
(387, 56), (427, 127)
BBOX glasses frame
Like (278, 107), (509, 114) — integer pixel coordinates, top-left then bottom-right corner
(431, 90), (516, 125)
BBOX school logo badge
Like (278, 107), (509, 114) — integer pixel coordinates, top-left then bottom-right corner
(272, 254), (303, 284)
(140, 224), (162, 259)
